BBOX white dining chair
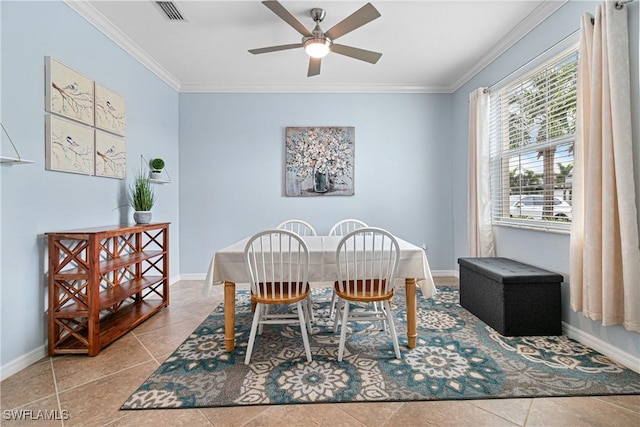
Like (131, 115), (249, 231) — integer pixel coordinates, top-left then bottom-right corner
(244, 229), (313, 364)
(333, 227), (401, 361)
(276, 219), (317, 236)
(328, 219), (368, 237)
(276, 219), (318, 321)
(328, 219), (369, 318)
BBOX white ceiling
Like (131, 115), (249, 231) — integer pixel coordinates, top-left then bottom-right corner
(67, 0), (566, 93)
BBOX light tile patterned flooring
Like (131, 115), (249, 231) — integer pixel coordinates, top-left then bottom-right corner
(1, 278), (638, 426)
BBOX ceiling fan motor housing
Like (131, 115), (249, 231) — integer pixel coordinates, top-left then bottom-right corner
(310, 8), (326, 23)
(303, 26), (331, 47)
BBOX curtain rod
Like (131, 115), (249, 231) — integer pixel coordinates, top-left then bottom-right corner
(616, 0), (635, 10)
(484, 28), (579, 93)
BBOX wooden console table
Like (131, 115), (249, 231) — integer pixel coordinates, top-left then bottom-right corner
(47, 223), (170, 356)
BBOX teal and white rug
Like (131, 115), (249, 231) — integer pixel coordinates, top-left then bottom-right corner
(121, 286), (640, 409)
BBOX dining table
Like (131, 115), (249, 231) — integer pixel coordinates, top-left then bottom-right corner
(203, 234), (437, 352)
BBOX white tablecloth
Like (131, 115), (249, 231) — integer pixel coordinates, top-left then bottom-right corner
(203, 235), (437, 298)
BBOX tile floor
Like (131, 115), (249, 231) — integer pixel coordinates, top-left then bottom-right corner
(1, 277), (638, 427)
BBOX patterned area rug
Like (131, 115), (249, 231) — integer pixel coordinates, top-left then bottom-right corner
(121, 286), (640, 409)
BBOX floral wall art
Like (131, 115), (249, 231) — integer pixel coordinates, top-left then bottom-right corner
(285, 127), (354, 196)
(44, 57), (127, 178)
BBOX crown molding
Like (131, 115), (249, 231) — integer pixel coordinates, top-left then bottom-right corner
(179, 82), (451, 94)
(65, 0), (566, 94)
(63, 0), (181, 91)
(448, 0), (567, 92)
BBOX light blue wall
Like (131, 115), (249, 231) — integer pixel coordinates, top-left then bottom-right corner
(2, 0), (637, 375)
(178, 93), (454, 274)
(451, 1), (640, 359)
(0, 1), (179, 367)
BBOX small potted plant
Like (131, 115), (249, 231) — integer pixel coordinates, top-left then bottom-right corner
(129, 170), (156, 224)
(149, 158), (165, 180)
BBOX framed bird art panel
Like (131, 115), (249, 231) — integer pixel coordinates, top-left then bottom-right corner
(45, 57), (94, 126)
(43, 57), (128, 178)
(45, 115), (95, 175)
(95, 83), (126, 136)
(95, 131), (126, 179)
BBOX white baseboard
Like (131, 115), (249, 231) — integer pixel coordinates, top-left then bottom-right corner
(169, 274), (183, 284)
(431, 270), (459, 278)
(563, 322), (640, 373)
(0, 345), (47, 382)
(177, 273), (207, 281)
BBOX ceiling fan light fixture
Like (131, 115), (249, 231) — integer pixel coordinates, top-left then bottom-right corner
(249, 2), (382, 76)
(304, 37), (331, 59)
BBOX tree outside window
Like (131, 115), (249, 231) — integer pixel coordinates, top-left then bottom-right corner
(490, 50), (577, 229)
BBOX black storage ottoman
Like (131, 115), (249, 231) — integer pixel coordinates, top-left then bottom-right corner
(457, 257), (563, 336)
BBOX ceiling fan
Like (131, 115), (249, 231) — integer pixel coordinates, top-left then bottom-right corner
(248, 1), (382, 77)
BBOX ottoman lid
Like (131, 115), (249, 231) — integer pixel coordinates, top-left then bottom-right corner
(458, 257), (564, 284)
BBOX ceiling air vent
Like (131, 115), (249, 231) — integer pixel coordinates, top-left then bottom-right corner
(156, 1), (185, 21)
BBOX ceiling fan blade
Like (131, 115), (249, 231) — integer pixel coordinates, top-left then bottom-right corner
(307, 57), (321, 77)
(248, 43), (302, 55)
(262, 1), (313, 38)
(331, 44), (382, 64)
(325, 3), (381, 41)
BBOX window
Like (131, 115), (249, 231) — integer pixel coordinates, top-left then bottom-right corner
(489, 48), (578, 231)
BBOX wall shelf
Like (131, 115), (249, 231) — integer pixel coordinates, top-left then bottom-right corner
(141, 154), (172, 184)
(149, 178), (171, 184)
(1, 123), (34, 164)
(0, 156), (35, 164)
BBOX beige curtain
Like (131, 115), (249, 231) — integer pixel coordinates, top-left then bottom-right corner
(570, 2), (640, 332)
(468, 88), (495, 257)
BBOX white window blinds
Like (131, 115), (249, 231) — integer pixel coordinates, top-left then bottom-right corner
(489, 50), (578, 231)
